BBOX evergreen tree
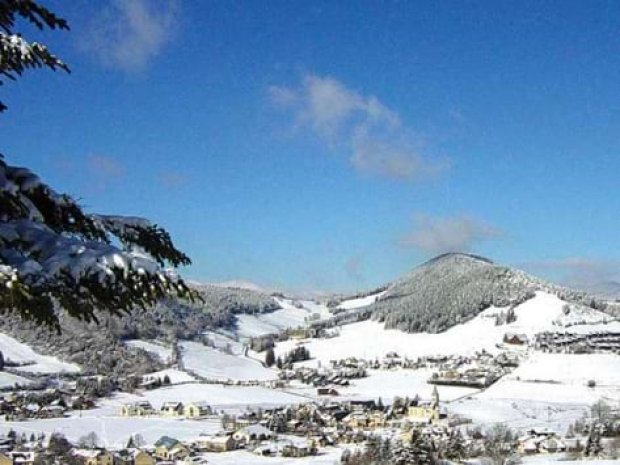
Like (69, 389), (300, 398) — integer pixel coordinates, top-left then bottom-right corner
(0, 350), (4, 371)
(265, 348), (275, 367)
(0, 1), (197, 329)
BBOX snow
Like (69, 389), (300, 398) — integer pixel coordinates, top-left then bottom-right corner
(450, 396), (590, 434)
(0, 333), (80, 374)
(194, 448), (342, 465)
(274, 292), (605, 363)
(0, 383), (308, 448)
(180, 341), (278, 381)
(227, 298), (333, 340)
(337, 291), (386, 310)
(146, 368), (196, 384)
(0, 371), (31, 388)
(334, 369), (478, 402)
(132, 383), (308, 410)
(125, 339), (171, 362)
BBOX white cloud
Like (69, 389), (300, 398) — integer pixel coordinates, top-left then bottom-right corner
(399, 214), (501, 254)
(269, 74), (448, 180)
(157, 170), (188, 188)
(83, 0), (179, 72)
(523, 257), (620, 298)
(88, 154), (125, 178)
(344, 254), (365, 282)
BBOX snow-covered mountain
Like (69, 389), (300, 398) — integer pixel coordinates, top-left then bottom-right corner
(366, 253), (617, 333)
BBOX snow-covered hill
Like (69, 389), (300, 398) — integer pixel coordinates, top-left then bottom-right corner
(367, 253), (617, 333)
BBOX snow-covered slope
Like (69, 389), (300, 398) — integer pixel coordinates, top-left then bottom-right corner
(180, 341), (278, 381)
(337, 290), (386, 310)
(275, 292), (616, 363)
(217, 298), (333, 340)
(0, 333), (80, 374)
(367, 253), (612, 334)
(125, 340), (172, 362)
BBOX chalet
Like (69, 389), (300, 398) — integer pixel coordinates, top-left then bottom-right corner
(160, 402), (184, 417)
(194, 434), (236, 452)
(317, 387), (339, 396)
(233, 424), (274, 444)
(343, 411), (370, 429)
(184, 401), (212, 419)
(540, 437), (566, 454)
(504, 333), (528, 345)
(73, 449), (114, 465)
(114, 449), (155, 465)
(8, 452), (36, 465)
(39, 405), (65, 418)
(253, 442), (277, 456)
(154, 436), (189, 461)
(180, 457), (209, 465)
(280, 438), (316, 457)
(518, 437), (539, 455)
(120, 401), (154, 417)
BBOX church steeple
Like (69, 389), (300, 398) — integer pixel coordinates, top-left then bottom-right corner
(431, 386), (439, 409)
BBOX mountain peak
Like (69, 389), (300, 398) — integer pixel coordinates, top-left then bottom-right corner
(422, 252), (494, 267)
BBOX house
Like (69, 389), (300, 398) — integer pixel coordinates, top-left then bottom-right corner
(73, 449), (114, 465)
(540, 437), (566, 454)
(180, 457), (209, 465)
(154, 436), (189, 461)
(233, 424), (274, 444)
(504, 333), (528, 345)
(252, 442), (277, 456)
(8, 452), (36, 465)
(280, 438), (316, 457)
(317, 388), (339, 396)
(160, 402), (184, 417)
(194, 434), (236, 452)
(0, 453), (11, 465)
(343, 411), (370, 429)
(184, 401), (212, 419)
(119, 401), (154, 417)
(518, 437), (539, 454)
(114, 449), (155, 465)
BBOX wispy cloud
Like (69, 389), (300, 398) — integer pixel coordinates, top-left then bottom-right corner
(344, 254), (365, 282)
(523, 257), (620, 298)
(82, 0), (179, 72)
(88, 154), (125, 178)
(85, 154), (126, 192)
(269, 74), (449, 181)
(157, 170), (188, 188)
(399, 214), (501, 255)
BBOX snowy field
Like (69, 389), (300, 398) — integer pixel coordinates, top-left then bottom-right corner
(333, 369), (478, 402)
(0, 383), (309, 448)
(274, 292), (612, 363)
(450, 395), (590, 434)
(0, 333), (80, 374)
(336, 291), (386, 310)
(180, 341), (278, 381)
(228, 298), (333, 340)
(145, 368), (196, 384)
(196, 448), (342, 465)
(0, 371), (32, 388)
(125, 340), (172, 362)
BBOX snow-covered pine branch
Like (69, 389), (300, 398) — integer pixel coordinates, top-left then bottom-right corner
(0, 0), (70, 112)
(0, 156), (197, 329)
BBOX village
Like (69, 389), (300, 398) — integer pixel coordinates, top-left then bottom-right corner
(0, 381), (619, 465)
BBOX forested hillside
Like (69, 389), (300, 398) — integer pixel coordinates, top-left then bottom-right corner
(368, 253), (615, 333)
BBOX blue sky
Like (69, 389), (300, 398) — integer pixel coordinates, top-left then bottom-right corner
(2, 0), (620, 294)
